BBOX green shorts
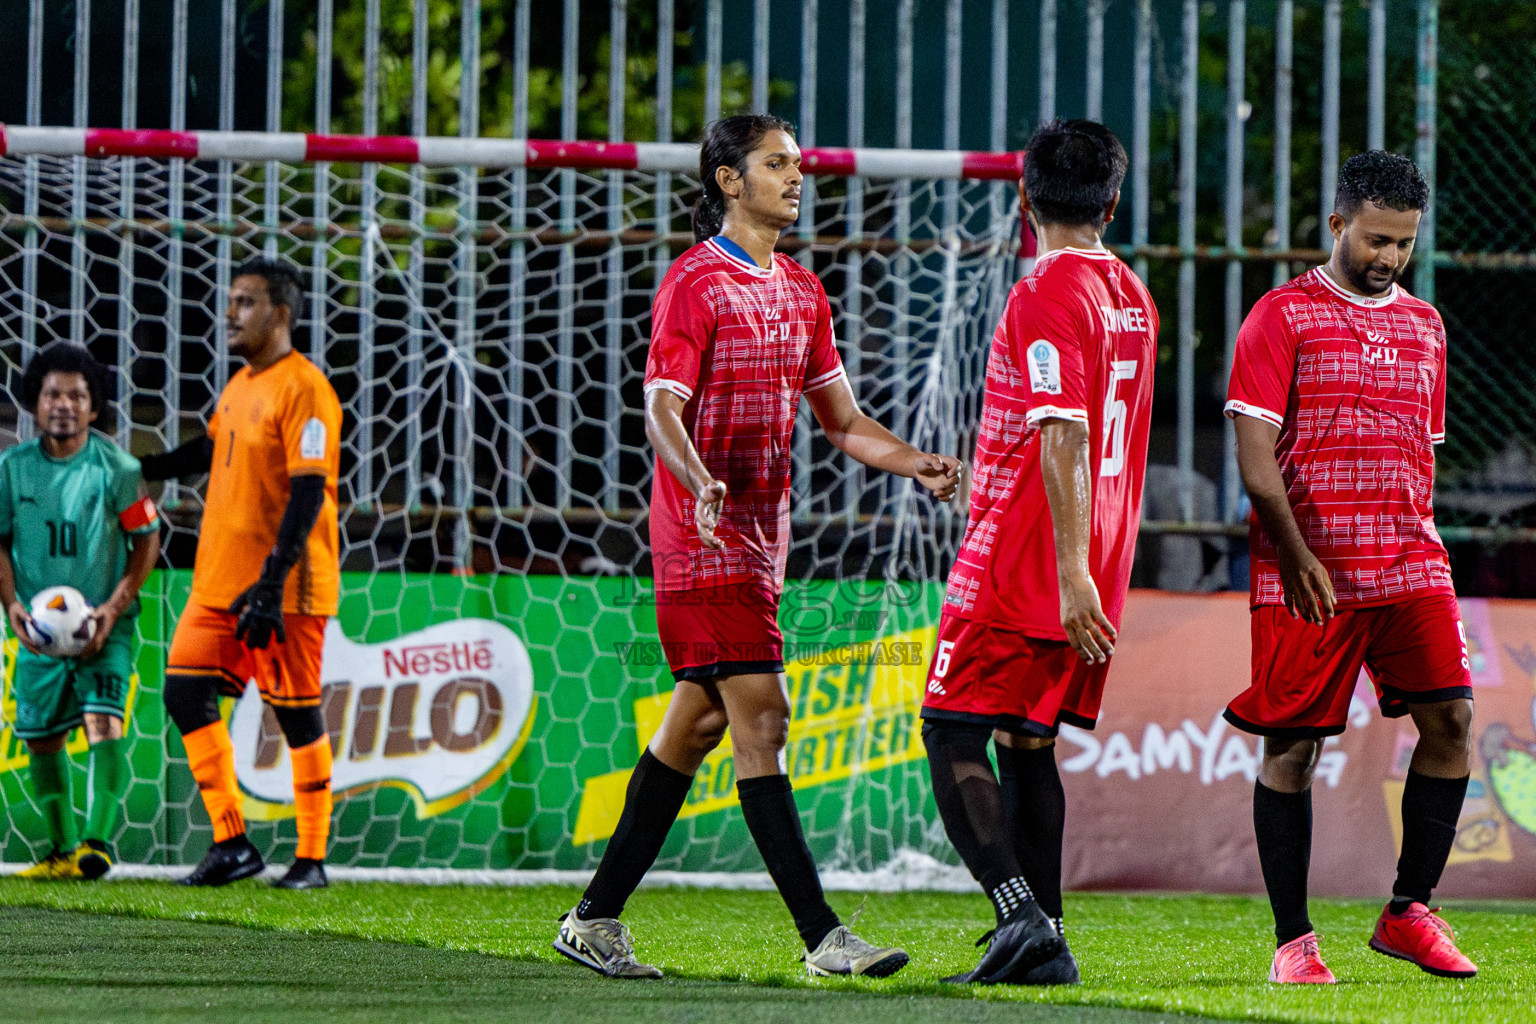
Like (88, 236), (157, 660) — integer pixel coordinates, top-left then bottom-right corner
(9, 617), (135, 740)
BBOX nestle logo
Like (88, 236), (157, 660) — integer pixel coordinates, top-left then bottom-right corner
(383, 640), (494, 678)
(232, 619), (536, 817)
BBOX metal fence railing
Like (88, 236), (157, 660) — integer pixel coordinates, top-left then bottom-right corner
(0, 0), (1532, 590)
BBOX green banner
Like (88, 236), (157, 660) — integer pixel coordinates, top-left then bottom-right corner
(1, 570), (944, 870)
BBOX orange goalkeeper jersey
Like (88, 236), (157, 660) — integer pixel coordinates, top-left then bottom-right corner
(190, 350), (342, 617)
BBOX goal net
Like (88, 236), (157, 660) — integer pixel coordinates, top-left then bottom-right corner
(0, 128), (1021, 877)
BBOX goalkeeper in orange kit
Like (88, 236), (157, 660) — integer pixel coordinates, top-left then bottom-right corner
(141, 257), (342, 889)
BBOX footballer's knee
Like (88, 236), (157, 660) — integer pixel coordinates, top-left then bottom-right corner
(1259, 736), (1322, 793)
(82, 712), (124, 744)
(721, 676), (791, 754)
(648, 689), (727, 772)
(1410, 698), (1473, 769)
(24, 734), (67, 757)
(734, 704), (790, 755)
(273, 704), (327, 749)
(687, 705), (729, 757)
(1413, 698), (1472, 746)
(163, 673), (223, 736)
(725, 707), (789, 778)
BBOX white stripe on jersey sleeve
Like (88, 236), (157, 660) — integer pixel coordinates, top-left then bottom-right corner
(643, 378), (695, 401)
(803, 367), (847, 394)
(1223, 399), (1284, 428)
(1024, 406), (1090, 427)
(1430, 431), (1446, 445)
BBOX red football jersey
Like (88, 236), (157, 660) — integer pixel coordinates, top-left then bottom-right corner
(942, 248), (1159, 638)
(1226, 267), (1453, 607)
(644, 238), (846, 592)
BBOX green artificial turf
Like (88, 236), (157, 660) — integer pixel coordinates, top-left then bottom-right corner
(0, 879), (1531, 1024)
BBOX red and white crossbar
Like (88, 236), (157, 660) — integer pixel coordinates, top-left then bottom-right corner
(0, 125), (1023, 181)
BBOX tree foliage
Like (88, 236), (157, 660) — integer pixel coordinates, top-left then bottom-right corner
(276, 0), (790, 142)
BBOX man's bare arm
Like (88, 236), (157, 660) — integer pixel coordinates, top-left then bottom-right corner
(1233, 414), (1335, 624)
(644, 389), (727, 550)
(1038, 419), (1116, 663)
(805, 376), (961, 500)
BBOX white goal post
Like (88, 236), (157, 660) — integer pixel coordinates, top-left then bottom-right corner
(0, 126), (1023, 874)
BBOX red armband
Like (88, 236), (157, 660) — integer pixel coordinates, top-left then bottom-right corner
(119, 495), (160, 532)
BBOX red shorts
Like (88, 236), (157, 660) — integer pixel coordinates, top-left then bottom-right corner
(919, 613), (1111, 736)
(654, 577), (784, 681)
(167, 602), (329, 708)
(1225, 592), (1473, 738)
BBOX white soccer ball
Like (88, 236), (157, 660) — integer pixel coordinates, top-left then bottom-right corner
(26, 585), (97, 658)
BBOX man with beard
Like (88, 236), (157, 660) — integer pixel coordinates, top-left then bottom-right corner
(141, 257), (342, 890)
(1225, 151), (1476, 983)
(0, 343), (161, 879)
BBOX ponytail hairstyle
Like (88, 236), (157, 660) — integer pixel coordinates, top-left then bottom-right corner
(691, 114), (797, 243)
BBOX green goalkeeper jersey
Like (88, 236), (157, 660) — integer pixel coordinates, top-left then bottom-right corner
(0, 432), (160, 614)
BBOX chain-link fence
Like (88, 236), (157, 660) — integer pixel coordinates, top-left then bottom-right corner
(0, 0), (1533, 590)
(0, 142), (1023, 869)
(0, 151), (1018, 577)
(1426, 18), (1536, 593)
(1432, 29), (1536, 509)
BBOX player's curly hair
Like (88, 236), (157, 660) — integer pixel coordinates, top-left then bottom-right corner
(232, 256), (306, 323)
(1334, 150), (1429, 217)
(1023, 119), (1128, 227)
(692, 114), (797, 243)
(20, 342), (110, 414)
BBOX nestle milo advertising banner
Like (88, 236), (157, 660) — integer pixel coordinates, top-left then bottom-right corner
(4, 574), (1536, 898)
(0, 570), (939, 872)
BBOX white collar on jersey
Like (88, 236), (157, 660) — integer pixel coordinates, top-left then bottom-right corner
(1311, 265), (1401, 308)
(1033, 245), (1117, 269)
(707, 235), (776, 277)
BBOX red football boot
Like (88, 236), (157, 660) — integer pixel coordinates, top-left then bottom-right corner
(1369, 903), (1477, 978)
(1268, 932), (1336, 984)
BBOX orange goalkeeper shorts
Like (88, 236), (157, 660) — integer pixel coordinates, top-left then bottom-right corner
(167, 601), (328, 708)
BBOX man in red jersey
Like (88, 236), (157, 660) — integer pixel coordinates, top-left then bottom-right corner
(1226, 151), (1476, 984)
(554, 114), (961, 980)
(921, 119), (1157, 986)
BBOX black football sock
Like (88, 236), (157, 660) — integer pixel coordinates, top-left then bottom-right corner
(1391, 771), (1469, 909)
(997, 743), (1066, 925)
(923, 720), (1031, 925)
(737, 774), (842, 950)
(1253, 781), (1314, 946)
(576, 749), (694, 921)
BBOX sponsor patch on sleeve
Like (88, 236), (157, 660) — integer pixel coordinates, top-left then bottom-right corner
(119, 494), (159, 532)
(299, 417), (328, 460)
(1027, 340), (1062, 395)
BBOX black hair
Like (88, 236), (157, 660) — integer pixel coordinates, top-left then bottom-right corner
(1334, 150), (1429, 217)
(1022, 119), (1128, 227)
(231, 256), (306, 323)
(692, 114), (797, 243)
(20, 342), (109, 415)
